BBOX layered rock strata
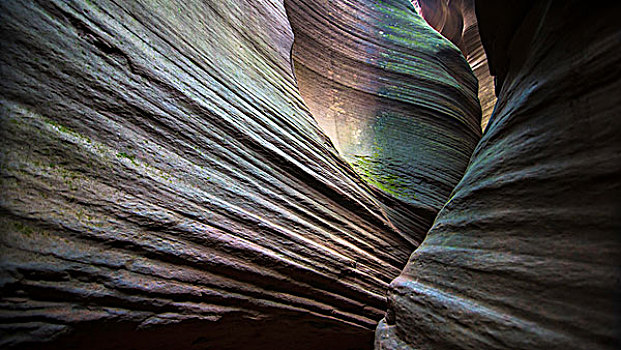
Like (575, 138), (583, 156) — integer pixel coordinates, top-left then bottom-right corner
(377, 0), (621, 348)
(0, 0), (451, 348)
(414, 0), (496, 129)
(463, 21), (494, 130)
(286, 0), (482, 227)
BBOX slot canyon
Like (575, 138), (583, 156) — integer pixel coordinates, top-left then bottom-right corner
(0, 0), (619, 349)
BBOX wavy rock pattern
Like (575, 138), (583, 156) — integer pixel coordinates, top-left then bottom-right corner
(0, 0), (437, 348)
(463, 22), (494, 130)
(412, 0), (471, 54)
(414, 0), (496, 129)
(377, 1), (621, 348)
(286, 0), (482, 221)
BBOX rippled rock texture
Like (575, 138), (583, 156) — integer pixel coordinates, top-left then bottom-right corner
(0, 0), (440, 348)
(287, 0), (481, 224)
(377, 0), (621, 349)
(414, 0), (496, 129)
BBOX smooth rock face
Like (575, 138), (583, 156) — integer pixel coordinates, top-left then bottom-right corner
(286, 0), (482, 221)
(376, 1), (621, 349)
(0, 0), (434, 348)
(414, 0), (496, 129)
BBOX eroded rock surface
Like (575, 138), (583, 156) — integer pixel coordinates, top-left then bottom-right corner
(414, 0), (496, 129)
(0, 0), (433, 348)
(287, 0), (482, 228)
(376, 1), (621, 348)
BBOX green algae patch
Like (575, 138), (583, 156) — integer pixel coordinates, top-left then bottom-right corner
(117, 151), (137, 165)
(351, 154), (413, 200)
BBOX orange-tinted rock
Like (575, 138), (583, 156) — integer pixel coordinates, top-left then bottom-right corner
(415, 0), (496, 129)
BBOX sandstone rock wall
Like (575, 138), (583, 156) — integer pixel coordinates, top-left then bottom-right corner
(376, 1), (621, 348)
(286, 0), (481, 228)
(0, 0), (432, 348)
(414, 0), (496, 129)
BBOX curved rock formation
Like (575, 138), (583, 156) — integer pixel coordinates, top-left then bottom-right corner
(4, 0), (617, 348)
(377, 0), (621, 348)
(412, 0), (471, 54)
(286, 0), (482, 229)
(414, 0), (496, 129)
(463, 20), (494, 131)
(0, 0), (432, 348)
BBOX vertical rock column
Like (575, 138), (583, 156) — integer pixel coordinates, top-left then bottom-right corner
(376, 1), (621, 348)
(286, 0), (482, 241)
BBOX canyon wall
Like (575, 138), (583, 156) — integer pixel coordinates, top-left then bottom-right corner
(414, 0), (495, 129)
(376, 1), (621, 349)
(0, 0), (486, 348)
(3, 0), (616, 349)
(0, 0), (427, 348)
(287, 0), (481, 234)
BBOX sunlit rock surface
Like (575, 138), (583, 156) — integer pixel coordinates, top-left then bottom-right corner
(287, 0), (482, 225)
(414, 0), (496, 130)
(376, 0), (621, 348)
(0, 0), (436, 348)
(463, 21), (494, 131)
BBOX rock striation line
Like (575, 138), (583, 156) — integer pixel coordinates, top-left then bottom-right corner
(414, 0), (496, 130)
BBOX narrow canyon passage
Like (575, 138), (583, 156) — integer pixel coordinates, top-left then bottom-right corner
(0, 0), (619, 349)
